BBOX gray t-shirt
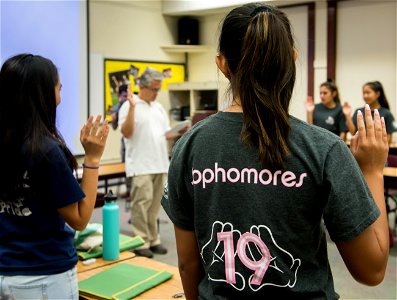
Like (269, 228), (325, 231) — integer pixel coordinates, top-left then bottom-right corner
(162, 112), (379, 300)
(313, 103), (347, 136)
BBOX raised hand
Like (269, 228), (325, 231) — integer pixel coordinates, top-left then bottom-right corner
(80, 115), (109, 165)
(342, 101), (352, 117)
(305, 96), (315, 112)
(178, 125), (190, 135)
(350, 104), (388, 173)
(127, 84), (136, 108)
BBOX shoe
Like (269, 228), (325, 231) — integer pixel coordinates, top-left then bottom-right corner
(119, 191), (130, 198)
(150, 244), (168, 255)
(134, 248), (154, 258)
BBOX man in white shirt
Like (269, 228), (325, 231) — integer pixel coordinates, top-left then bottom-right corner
(118, 67), (185, 258)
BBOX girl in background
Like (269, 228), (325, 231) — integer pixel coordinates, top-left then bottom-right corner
(344, 81), (397, 143)
(162, 3), (389, 299)
(0, 54), (109, 299)
(306, 81), (347, 141)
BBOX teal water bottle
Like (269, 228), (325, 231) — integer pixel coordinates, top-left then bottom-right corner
(102, 190), (120, 260)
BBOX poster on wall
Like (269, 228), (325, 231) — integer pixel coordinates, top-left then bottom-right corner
(104, 58), (185, 121)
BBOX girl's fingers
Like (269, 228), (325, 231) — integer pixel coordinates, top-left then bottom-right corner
(95, 119), (108, 138)
(356, 110), (366, 141)
(364, 104), (375, 140)
(82, 115), (109, 146)
(91, 115), (102, 135)
(350, 131), (358, 153)
(101, 120), (110, 141)
(373, 109), (382, 140)
(82, 115), (94, 137)
(381, 117), (388, 144)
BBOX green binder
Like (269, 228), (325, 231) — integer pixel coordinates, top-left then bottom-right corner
(77, 234), (144, 260)
(79, 263), (173, 300)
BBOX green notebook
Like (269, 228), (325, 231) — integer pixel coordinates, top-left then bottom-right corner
(77, 234), (144, 260)
(79, 263), (173, 300)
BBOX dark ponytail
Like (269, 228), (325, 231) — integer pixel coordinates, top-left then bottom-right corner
(219, 3), (296, 168)
(0, 54), (77, 200)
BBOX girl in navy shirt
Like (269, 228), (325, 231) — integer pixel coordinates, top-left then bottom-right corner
(0, 54), (109, 299)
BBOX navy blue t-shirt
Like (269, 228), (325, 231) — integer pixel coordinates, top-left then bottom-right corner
(0, 138), (85, 275)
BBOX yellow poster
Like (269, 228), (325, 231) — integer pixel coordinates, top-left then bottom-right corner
(104, 59), (185, 120)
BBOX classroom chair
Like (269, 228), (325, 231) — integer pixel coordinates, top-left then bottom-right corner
(384, 154), (397, 246)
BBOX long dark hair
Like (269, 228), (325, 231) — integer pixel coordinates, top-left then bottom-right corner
(0, 54), (77, 198)
(219, 3), (296, 168)
(364, 81), (390, 109)
(320, 81), (341, 104)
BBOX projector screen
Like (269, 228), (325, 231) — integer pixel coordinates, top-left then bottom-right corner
(0, 0), (88, 155)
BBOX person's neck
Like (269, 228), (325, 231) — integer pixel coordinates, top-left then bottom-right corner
(138, 92), (151, 105)
(323, 101), (336, 109)
(224, 99), (243, 112)
(369, 103), (381, 110)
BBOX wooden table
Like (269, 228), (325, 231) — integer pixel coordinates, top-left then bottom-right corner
(384, 167), (397, 178)
(77, 251), (135, 274)
(78, 255), (185, 299)
(77, 162), (126, 192)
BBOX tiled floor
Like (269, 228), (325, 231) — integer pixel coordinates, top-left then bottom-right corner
(90, 195), (397, 300)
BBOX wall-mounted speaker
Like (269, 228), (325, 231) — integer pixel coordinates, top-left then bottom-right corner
(177, 17), (199, 45)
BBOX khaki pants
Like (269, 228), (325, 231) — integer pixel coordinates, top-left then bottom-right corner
(129, 173), (166, 249)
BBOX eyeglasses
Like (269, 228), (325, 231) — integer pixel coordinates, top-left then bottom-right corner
(146, 87), (161, 93)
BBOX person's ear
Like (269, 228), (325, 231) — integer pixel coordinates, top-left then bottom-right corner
(215, 52), (230, 80)
(293, 48), (298, 62)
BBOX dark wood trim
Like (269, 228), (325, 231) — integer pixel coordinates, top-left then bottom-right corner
(327, 0), (337, 81)
(87, 0), (90, 119)
(281, 2), (315, 98)
(279, 2), (313, 9)
(307, 3), (315, 97)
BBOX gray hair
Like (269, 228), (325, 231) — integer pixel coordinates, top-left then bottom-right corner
(139, 67), (163, 87)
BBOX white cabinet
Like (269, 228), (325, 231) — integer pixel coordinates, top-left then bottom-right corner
(168, 81), (223, 125)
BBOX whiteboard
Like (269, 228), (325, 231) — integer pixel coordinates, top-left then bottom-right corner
(0, 0), (88, 155)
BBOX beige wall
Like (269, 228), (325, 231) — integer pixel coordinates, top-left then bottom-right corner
(89, 0), (397, 161)
(313, 1), (328, 102)
(336, 0), (396, 116)
(89, 0), (185, 162)
(180, 4), (310, 119)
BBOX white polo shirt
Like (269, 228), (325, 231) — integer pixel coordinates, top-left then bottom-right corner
(118, 96), (171, 177)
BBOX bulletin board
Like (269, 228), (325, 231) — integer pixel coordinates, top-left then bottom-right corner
(104, 58), (185, 120)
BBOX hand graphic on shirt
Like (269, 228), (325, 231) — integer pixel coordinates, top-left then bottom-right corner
(247, 225), (301, 290)
(200, 221), (301, 292)
(201, 221), (246, 290)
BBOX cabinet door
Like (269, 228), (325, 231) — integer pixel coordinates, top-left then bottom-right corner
(192, 89), (218, 113)
(168, 81), (222, 125)
(169, 89), (191, 124)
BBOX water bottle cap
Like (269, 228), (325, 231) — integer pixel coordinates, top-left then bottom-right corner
(104, 190), (118, 202)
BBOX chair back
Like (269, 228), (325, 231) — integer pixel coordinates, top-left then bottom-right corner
(387, 154), (397, 167)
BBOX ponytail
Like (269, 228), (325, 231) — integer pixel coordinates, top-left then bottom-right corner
(220, 4), (295, 169)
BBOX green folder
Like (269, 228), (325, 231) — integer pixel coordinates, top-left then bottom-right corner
(79, 263), (173, 300)
(77, 234), (144, 260)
